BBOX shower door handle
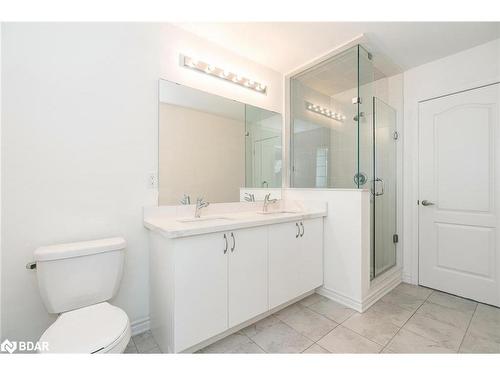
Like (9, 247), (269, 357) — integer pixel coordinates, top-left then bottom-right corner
(373, 178), (385, 196)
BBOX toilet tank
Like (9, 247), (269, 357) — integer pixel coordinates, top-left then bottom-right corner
(34, 237), (126, 314)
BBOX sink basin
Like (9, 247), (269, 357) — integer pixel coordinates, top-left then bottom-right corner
(256, 210), (302, 215)
(177, 216), (233, 223)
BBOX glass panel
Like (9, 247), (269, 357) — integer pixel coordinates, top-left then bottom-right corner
(289, 45), (397, 280)
(373, 97), (397, 278)
(290, 46), (359, 188)
(245, 105), (282, 188)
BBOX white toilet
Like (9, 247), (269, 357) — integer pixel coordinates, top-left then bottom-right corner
(34, 237), (131, 353)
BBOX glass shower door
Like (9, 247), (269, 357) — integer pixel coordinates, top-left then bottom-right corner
(372, 97), (397, 278)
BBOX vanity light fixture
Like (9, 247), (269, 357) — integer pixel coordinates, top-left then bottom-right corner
(305, 101), (345, 122)
(181, 54), (267, 95)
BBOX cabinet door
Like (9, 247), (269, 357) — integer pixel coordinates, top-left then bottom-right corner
(174, 232), (228, 352)
(298, 218), (324, 294)
(228, 227), (268, 327)
(268, 221), (301, 309)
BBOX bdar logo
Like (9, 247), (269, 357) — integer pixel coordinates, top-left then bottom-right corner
(1, 339), (17, 354)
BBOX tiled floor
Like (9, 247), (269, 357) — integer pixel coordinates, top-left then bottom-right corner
(127, 283), (500, 354)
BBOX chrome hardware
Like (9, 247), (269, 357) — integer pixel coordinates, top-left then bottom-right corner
(223, 233), (228, 254)
(296, 223), (300, 238)
(421, 200), (435, 206)
(230, 232), (235, 252)
(353, 112), (365, 121)
(180, 194), (191, 205)
(300, 222), (304, 237)
(26, 262), (36, 270)
(354, 172), (367, 186)
(263, 193), (278, 213)
(352, 97), (362, 104)
(372, 178), (385, 196)
(393, 131), (399, 140)
(244, 193), (255, 202)
(261, 181), (269, 188)
(393, 234), (399, 244)
(195, 197), (210, 218)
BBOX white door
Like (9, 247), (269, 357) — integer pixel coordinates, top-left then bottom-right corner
(174, 233), (228, 351)
(269, 221), (301, 309)
(298, 218), (324, 294)
(228, 227), (269, 327)
(419, 83), (500, 306)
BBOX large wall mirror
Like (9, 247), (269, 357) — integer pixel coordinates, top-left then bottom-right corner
(158, 79), (282, 205)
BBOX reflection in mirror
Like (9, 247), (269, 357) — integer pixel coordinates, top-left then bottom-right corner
(245, 105), (282, 189)
(158, 79), (282, 205)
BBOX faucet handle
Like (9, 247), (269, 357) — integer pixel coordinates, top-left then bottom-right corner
(180, 194), (191, 205)
(244, 193), (255, 202)
(196, 197), (210, 207)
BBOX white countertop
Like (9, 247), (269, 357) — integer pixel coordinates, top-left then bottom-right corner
(143, 201), (327, 239)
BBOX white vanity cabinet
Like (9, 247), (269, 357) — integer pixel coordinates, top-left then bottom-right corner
(172, 232), (229, 352)
(147, 213), (325, 353)
(269, 218), (323, 309)
(227, 226), (268, 328)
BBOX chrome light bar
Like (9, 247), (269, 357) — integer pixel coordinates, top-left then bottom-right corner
(180, 54), (267, 95)
(305, 101), (345, 121)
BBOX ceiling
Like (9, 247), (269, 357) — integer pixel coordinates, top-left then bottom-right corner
(175, 22), (500, 74)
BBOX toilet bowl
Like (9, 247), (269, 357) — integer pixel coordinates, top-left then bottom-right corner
(39, 303), (131, 353)
(34, 237), (130, 354)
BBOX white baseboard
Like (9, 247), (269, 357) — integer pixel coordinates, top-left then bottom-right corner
(402, 272), (414, 284)
(131, 317), (150, 336)
(316, 287), (363, 312)
(361, 269), (402, 311)
(317, 269), (402, 313)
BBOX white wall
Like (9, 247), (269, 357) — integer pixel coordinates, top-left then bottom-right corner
(403, 38), (500, 284)
(1, 23), (282, 342)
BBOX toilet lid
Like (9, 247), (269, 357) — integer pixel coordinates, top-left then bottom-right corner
(40, 302), (129, 353)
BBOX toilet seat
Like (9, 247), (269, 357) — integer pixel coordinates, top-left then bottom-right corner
(39, 302), (131, 353)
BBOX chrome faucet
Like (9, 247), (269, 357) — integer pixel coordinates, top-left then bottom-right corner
(263, 193), (278, 213)
(180, 194), (191, 205)
(195, 197), (210, 218)
(244, 193), (255, 202)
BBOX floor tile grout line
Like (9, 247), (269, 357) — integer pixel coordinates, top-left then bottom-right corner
(300, 341), (318, 353)
(380, 288), (435, 352)
(457, 302), (478, 353)
(273, 304), (342, 343)
(239, 329), (269, 354)
(338, 324), (387, 350)
(270, 312), (318, 347)
(396, 289), (477, 353)
(302, 300), (352, 326)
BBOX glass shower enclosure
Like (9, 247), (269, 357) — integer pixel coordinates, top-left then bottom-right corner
(290, 45), (397, 279)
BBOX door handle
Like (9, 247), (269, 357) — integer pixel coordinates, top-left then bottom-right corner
(300, 222), (304, 237)
(421, 200), (435, 206)
(372, 178), (384, 196)
(223, 233), (228, 254)
(230, 232), (236, 252)
(295, 222), (300, 238)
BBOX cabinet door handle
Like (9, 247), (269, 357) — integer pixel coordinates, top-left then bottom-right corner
(230, 232), (236, 252)
(223, 233), (228, 254)
(300, 222), (304, 237)
(296, 222), (300, 238)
